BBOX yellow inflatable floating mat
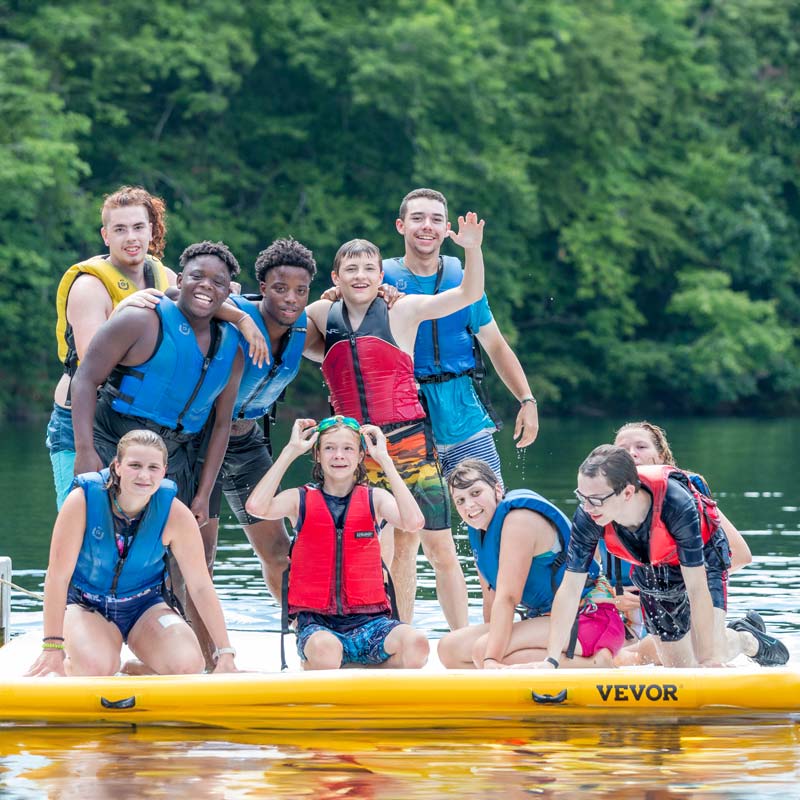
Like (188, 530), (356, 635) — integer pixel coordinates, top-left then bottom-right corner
(2, 667), (800, 729)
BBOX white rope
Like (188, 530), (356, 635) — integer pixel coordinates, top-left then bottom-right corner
(0, 575), (43, 601)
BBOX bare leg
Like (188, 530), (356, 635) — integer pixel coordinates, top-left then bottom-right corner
(442, 617), (614, 669)
(380, 524), (395, 571)
(503, 615), (614, 668)
(379, 624), (429, 669)
(390, 528), (421, 623)
(652, 634), (697, 667)
(438, 623), (491, 668)
(242, 518), (290, 603)
(709, 607), (758, 662)
(419, 529), (468, 630)
(127, 603), (205, 674)
(64, 605), (124, 676)
(301, 630), (344, 670)
(614, 635), (659, 666)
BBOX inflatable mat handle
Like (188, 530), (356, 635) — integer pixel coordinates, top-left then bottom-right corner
(100, 695), (137, 710)
(531, 689), (567, 704)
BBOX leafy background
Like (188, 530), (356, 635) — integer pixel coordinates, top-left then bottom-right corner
(2, 0), (798, 419)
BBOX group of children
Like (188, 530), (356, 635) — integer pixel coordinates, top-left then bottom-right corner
(26, 184), (788, 677)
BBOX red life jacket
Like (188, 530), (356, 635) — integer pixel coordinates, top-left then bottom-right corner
(321, 298), (425, 427)
(287, 485), (391, 615)
(603, 465), (721, 567)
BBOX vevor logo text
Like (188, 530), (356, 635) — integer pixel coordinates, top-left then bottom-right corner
(596, 684), (678, 702)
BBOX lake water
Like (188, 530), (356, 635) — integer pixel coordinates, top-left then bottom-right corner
(1, 416), (799, 798)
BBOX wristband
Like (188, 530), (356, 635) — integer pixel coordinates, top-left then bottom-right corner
(519, 396), (537, 406)
(213, 646), (237, 662)
(545, 656), (560, 669)
(42, 642), (65, 651)
(43, 636), (65, 642)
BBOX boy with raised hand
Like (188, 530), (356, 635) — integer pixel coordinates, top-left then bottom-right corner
(302, 212), (485, 629)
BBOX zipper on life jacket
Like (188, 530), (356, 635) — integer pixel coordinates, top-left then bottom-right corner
(335, 524), (344, 614)
(175, 322), (222, 432)
(348, 333), (371, 424)
(430, 256), (445, 369)
(109, 549), (128, 596)
(238, 360), (280, 419)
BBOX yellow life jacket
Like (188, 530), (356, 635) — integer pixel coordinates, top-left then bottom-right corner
(55, 255), (170, 374)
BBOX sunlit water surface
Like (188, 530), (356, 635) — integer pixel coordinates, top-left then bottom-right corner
(2, 417), (799, 798)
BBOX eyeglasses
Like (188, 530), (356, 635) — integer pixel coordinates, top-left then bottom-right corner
(316, 415), (361, 434)
(574, 488), (619, 508)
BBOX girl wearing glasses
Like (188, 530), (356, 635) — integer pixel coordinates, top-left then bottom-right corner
(27, 429), (238, 677)
(437, 459), (625, 669)
(246, 416), (429, 670)
(536, 445), (788, 668)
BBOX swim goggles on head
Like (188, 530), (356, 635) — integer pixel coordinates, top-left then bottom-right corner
(315, 415), (362, 434)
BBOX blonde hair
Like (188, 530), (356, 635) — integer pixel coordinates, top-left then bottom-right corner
(311, 425), (368, 486)
(614, 421), (675, 466)
(106, 430), (168, 493)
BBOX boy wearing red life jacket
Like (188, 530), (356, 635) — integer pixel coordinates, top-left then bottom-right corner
(245, 416), (429, 669)
(537, 445), (788, 669)
(302, 214), (486, 631)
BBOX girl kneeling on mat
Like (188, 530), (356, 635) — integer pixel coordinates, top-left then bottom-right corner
(246, 416), (429, 670)
(27, 429), (237, 677)
(438, 459), (625, 669)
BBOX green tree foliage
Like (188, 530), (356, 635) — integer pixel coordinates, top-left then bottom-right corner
(1, 0), (798, 418)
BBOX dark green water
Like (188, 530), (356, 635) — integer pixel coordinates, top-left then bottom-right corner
(3, 416), (800, 631)
(2, 416), (799, 799)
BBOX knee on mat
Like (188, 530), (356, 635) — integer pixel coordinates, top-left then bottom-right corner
(69, 650), (121, 677)
(162, 647), (206, 675)
(586, 647), (614, 669)
(436, 632), (461, 669)
(470, 638), (490, 668)
(304, 634), (343, 669)
(398, 631), (429, 669)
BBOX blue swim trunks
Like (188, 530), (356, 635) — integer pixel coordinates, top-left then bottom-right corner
(296, 613), (402, 665)
(46, 403), (77, 509)
(67, 584), (168, 641)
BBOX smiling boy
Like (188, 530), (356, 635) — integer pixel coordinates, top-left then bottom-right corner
(70, 241), (244, 528)
(302, 213), (485, 629)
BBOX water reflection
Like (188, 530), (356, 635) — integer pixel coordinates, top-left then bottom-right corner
(1, 722), (799, 799)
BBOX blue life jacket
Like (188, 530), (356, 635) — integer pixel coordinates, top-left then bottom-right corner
(106, 297), (239, 434)
(382, 256), (477, 379)
(70, 469), (177, 598)
(468, 489), (599, 617)
(231, 296), (307, 420)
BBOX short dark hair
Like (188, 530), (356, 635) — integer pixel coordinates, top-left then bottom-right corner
(398, 188), (448, 221)
(179, 240), (240, 278)
(447, 458), (501, 495)
(255, 237), (317, 284)
(332, 239), (382, 274)
(579, 445), (640, 494)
